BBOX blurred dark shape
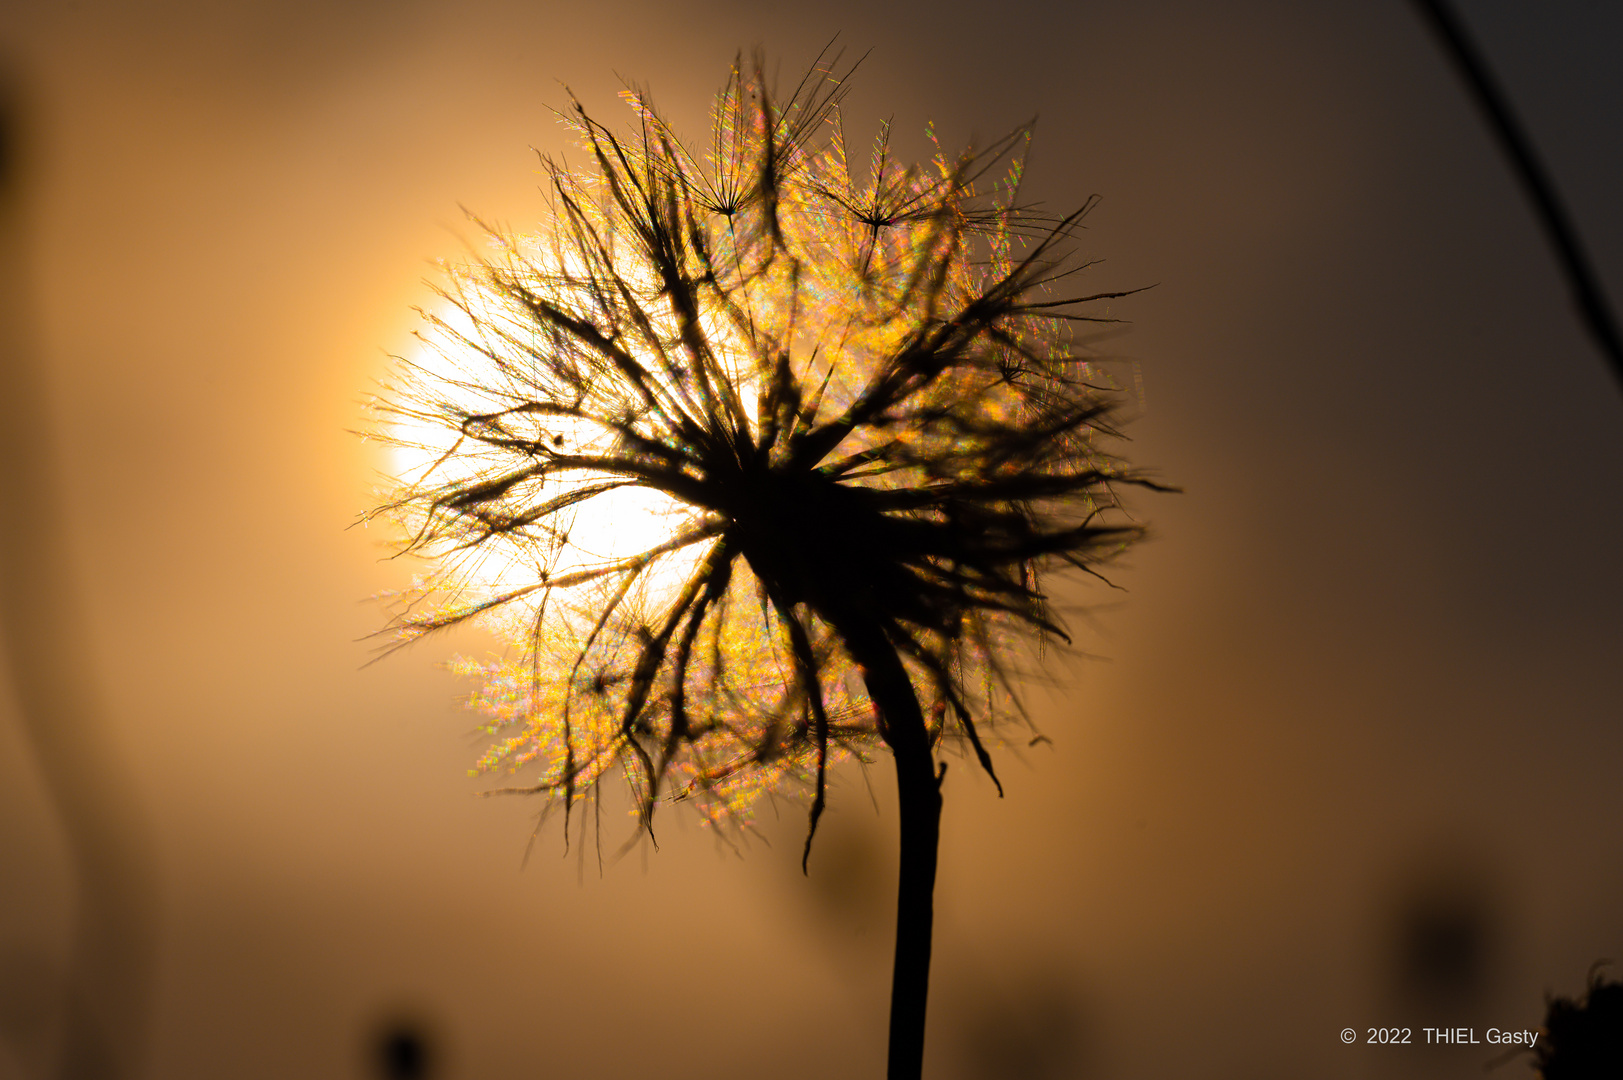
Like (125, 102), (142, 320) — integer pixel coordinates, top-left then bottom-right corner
(0, 63), (158, 1079)
(371, 1015), (438, 1079)
(1535, 965), (1623, 1080)
(950, 969), (1086, 1080)
(1401, 894), (1486, 994)
(0, 948), (63, 1075)
(800, 808), (889, 946)
(1389, 866), (1495, 1004)
(0, 85), (13, 195)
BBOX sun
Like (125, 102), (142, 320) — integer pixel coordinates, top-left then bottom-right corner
(381, 294), (712, 605)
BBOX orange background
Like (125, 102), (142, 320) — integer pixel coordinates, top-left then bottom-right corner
(2, 2), (1620, 1078)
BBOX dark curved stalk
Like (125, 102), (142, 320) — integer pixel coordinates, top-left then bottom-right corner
(1, 74), (157, 1079)
(828, 611), (941, 1080)
(1410, 0), (1623, 393)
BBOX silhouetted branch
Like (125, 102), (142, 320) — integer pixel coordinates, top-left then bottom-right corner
(1410, 0), (1623, 393)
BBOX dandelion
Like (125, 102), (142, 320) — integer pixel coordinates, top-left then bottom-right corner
(365, 46), (1164, 1080)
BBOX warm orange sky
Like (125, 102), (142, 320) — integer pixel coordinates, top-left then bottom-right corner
(2, 2), (1620, 1078)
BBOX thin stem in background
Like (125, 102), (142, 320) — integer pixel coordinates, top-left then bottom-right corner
(1410, 0), (1623, 394)
(0, 71), (159, 1080)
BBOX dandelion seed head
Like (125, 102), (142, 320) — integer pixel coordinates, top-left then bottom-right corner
(365, 48), (1157, 842)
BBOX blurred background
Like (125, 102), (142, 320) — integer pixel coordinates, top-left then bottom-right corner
(1, 1), (1619, 1077)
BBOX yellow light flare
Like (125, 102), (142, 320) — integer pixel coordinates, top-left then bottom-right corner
(382, 288), (719, 614)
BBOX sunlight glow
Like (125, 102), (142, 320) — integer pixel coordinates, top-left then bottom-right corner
(382, 287), (724, 608)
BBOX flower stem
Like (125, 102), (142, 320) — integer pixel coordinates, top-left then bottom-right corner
(834, 614), (942, 1080)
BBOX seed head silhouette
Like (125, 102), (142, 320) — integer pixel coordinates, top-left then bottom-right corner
(365, 46), (1164, 1078)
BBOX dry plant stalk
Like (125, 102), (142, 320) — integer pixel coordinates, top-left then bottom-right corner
(365, 46), (1162, 1080)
